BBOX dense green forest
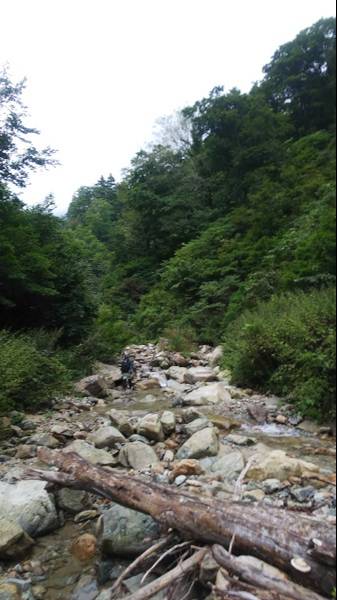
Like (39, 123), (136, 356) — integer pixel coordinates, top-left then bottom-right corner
(0, 18), (336, 419)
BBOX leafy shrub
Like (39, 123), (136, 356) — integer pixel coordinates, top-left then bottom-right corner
(223, 289), (336, 419)
(0, 330), (71, 413)
(162, 325), (198, 355)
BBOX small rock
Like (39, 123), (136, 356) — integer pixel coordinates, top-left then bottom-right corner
(226, 434), (256, 447)
(135, 379), (161, 391)
(64, 441), (117, 466)
(175, 475), (187, 486)
(290, 486), (316, 503)
(29, 433), (61, 449)
(185, 417), (211, 436)
(248, 405), (268, 424)
(243, 489), (265, 502)
(276, 415), (288, 425)
(15, 445), (37, 460)
(297, 420), (321, 435)
(108, 410), (134, 437)
(102, 504), (160, 556)
(71, 534), (97, 561)
(263, 479), (285, 494)
(57, 489), (91, 514)
(74, 510), (98, 523)
(0, 517), (34, 560)
(210, 452), (245, 480)
(171, 459), (203, 479)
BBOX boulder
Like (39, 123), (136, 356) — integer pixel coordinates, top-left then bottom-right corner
(171, 353), (189, 367)
(210, 452), (245, 480)
(297, 420), (321, 435)
(94, 363), (122, 387)
(75, 375), (108, 397)
(247, 450), (319, 482)
(138, 414), (164, 442)
(226, 434), (256, 447)
(176, 428), (219, 460)
(64, 440), (117, 466)
(102, 504), (160, 556)
(0, 517), (34, 559)
(119, 442), (159, 470)
(248, 405), (268, 424)
(167, 367), (188, 383)
(160, 411), (176, 435)
(16, 445), (37, 459)
(0, 481), (59, 537)
(185, 417), (211, 436)
(28, 433), (61, 449)
(87, 426), (126, 449)
(184, 367), (218, 385)
(183, 383), (231, 406)
(107, 410), (134, 437)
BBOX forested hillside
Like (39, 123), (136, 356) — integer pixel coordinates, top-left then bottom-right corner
(0, 18), (336, 419)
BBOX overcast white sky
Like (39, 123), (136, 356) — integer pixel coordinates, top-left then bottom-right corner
(1, 0), (336, 214)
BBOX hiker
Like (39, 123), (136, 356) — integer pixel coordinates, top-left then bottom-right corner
(121, 353), (135, 390)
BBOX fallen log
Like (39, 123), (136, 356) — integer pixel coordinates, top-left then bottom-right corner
(212, 546), (328, 600)
(24, 449), (336, 596)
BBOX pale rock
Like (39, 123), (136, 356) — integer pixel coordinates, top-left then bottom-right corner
(184, 367), (218, 385)
(87, 426), (126, 449)
(28, 433), (61, 449)
(160, 411), (176, 435)
(135, 379), (161, 391)
(0, 481), (59, 537)
(276, 415), (288, 425)
(108, 410), (134, 437)
(210, 452), (245, 480)
(185, 417), (211, 436)
(183, 383), (232, 406)
(247, 450), (319, 482)
(177, 428), (219, 460)
(64, 440), (117, 466)
(237, 556), (289, 583)
(57, 489), (91, 514)
(167, 366), (188, 383)
(138, 414), (164, 442)
(0, 517), (34, 559)
(94, 363), (122, 386)
(226, 434), (256, 447)
(15, 445), (37, 459)
(119, 442), (159, 470)
(208, 346), (224, 367)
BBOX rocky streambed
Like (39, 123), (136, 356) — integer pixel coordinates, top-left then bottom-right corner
(0, 344), (336, 599)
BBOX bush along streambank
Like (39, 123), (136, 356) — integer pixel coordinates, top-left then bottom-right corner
(0, 330), (72, 413)
(223, 288), (336, 420)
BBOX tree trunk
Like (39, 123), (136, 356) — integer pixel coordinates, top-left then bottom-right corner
(24, 449), (336, 597)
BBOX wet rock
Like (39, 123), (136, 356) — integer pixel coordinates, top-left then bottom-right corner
(102, 504), (160, 556)
(0, 518), (34, 560)
(75, 375), (108, 397)
(177, 428), (219, 460)
(210, 452), (245, 480)
(247, 450), (319, 482)
(138, 414), (164, 442)
(119, 442), (159, 470)
(0, 481), (59, 537)
(290, 486), (316, 503)
(71, 575), (99, 600)
(175, 475), (187, 486)
(64, 440), (117, 466)
(0, 580), (34, 600)
(297, 420), (321, 435)
(226, 434), (256, 447)
(184, 367), (218, 384)
(57, 489), (91, 514)
(71, 534), (97, 561)
(185, 417), (211, 436)
(160, 411), (176, 435)
(289, 415), (303, 427)
(87, 426), (126, 449)
(183, 383), (231, 407)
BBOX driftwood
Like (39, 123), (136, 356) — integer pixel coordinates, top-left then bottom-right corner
(212, 546), (328, 600)
(24, 449), (336, 597)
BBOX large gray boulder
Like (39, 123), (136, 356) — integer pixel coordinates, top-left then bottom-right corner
(64, 440), (117, 466)
(184, 367), (218, 385)
(119, 442), (159, 470)
(102, 504), (161, 556)
(0, 517), (34, 559)
(210, 452), (245, 480)
(177, 428), (219, 460)
(185, 417), (211, 436)
(108, 410), (134, 437)
(87, 426), (126, 449)
(75, 375), (107, 397)
(182, 383), (231, 406)
(0, 481), (59, 538)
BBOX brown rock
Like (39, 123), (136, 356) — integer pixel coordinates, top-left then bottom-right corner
(171, 459), (203, 480)
(276, 415), (288, 425)
(71, 533), (97, 561)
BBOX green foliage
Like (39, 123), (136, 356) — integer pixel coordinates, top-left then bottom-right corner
(0, 330), (71, 413)
(223, 289), (336, 419)
(0, 68), (55, 187)
(162, 326), (198, 355)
